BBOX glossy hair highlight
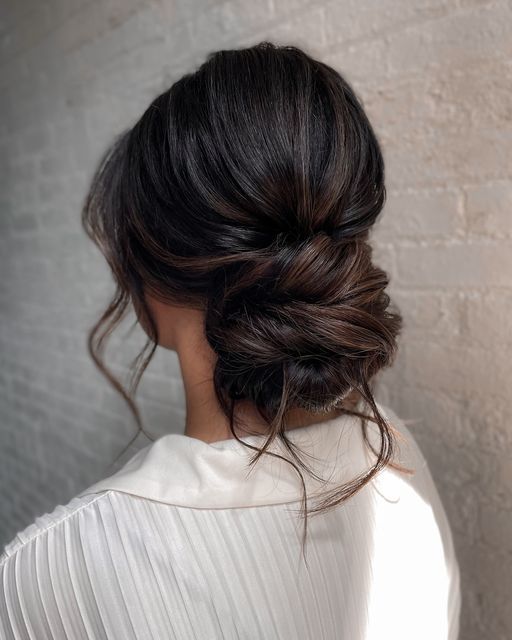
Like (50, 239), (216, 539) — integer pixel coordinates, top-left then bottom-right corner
(81, 41), (413, 563)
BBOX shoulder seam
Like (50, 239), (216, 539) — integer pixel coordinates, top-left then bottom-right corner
(0, 490), (113, 567)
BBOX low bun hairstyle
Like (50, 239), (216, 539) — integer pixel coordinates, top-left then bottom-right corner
(208, 231), (395, 417)
(82, 41), (411, 559)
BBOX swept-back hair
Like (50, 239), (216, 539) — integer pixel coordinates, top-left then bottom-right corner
(81, 41), (411, 563)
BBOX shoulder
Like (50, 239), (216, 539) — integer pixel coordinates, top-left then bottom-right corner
(368, 402), (462, 639)
(0, 490), (112, 567)
(0, 489), (168, 638)
(0, 489), (144, 638)
(370, 402), (455, 548)
(373, 400), (429, 469)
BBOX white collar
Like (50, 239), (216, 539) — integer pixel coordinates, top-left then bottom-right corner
(77, 401), (408, 509)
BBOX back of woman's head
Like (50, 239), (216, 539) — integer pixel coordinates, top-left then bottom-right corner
(82, 41), (408, 550)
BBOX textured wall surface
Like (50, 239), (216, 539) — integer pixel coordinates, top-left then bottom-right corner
(1, 1), (511, 638)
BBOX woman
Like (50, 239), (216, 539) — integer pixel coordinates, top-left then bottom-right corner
(0, 42), (461, 639)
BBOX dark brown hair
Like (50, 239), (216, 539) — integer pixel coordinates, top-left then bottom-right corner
(81, 41), (412, 562)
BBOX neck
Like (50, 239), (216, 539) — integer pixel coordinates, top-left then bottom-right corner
(175, 324), (358, 444)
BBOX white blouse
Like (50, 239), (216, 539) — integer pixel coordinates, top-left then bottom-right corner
(0, 401), (461, 639)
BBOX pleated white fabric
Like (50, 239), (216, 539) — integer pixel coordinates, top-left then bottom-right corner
(0, 402), (461, 639)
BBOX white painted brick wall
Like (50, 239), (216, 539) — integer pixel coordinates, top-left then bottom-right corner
(1, 1), (511, 638)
